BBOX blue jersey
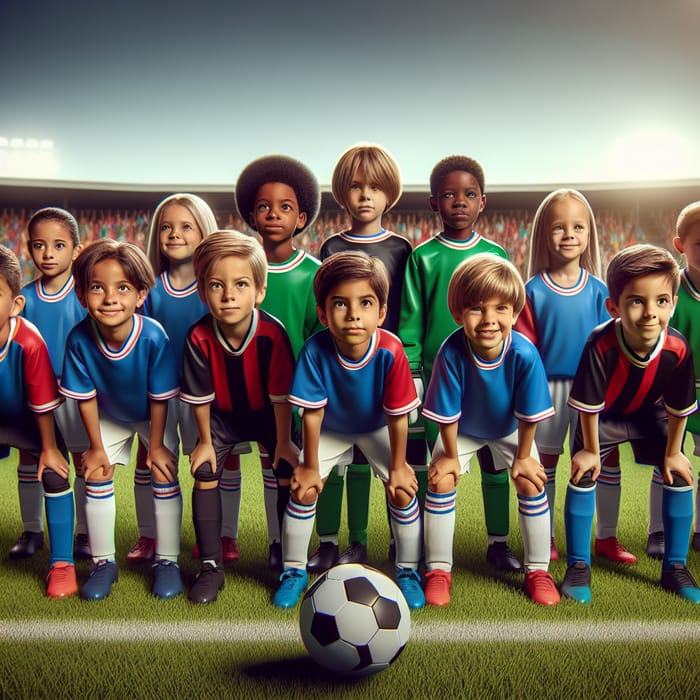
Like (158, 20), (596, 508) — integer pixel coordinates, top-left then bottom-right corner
(422, 329), (554, 440)
(21, 276), (85, 377)
(61, 314), (179, 423)
(289, 328), (419, 435)
(515, 270), (609, 379)
(0, 317), (62, 422)
(142, 271), (208, 380)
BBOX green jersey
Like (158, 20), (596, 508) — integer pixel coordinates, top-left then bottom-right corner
(671, 268), (700, 435)
(261, 249), (323, 359)
(399, 231), (507, 380)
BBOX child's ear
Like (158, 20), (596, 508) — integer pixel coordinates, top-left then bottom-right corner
(296, 211), (308, 231)
(478, 194), (487, 213)
(316, 304), (328, 327)
(428, 196), (438, 213)
(605, 297), (620, 318)
(135, 288), (148, 309)
(377, 304), (387, 327)
(71, 244), (83, 262)
(248, 213), (258, 231)
(75, 287), (87, 308)
(10, 294), (25, 317)
(673, 236), (685, 255)
(255, 285), (266, 306)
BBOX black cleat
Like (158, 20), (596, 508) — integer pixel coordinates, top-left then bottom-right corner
(486, 541), (523, 573)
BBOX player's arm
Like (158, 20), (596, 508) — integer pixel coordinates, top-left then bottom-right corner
(77, 397), (113, 481)
(35, 410), (70, 481)
(571, 411), (601, 484)
(272, 400), (300, 473)
(385, 412), (417, 507)
(428, 420), (461, 491)
(147, 398), (177, 482)
(291, 407), (324, 504)
(511, 420), (546, 491)
(398, 256), (425, 374)
(663, 413), (693, 486)
(189, 402), (216, 477)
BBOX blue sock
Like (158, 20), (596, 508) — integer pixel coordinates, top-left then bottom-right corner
(45, 490), (75, 565)
(662, 483), (693, 569)
(564, 482), (595, 566)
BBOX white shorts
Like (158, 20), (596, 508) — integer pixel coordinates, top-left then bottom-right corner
(100, 411), (179, 467)
(535, 379), (577, 456)
(302, 427), (394, 483)
(431, 428), (539, 474)
(54, 397), (90, 454)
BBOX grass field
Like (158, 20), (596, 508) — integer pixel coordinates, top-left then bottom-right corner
(1, 440), (700, 699)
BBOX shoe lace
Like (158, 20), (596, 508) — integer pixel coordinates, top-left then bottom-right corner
(564, 563), (590, 588)
(426, 570), (450, 589)
(527, 570), (554, 590)
(396, 568), (419, 585)
(667, 564), (698, 589)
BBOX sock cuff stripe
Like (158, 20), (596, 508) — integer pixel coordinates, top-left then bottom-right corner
(285, 500), (316, 520)
(389, 497), (420, 525)
(86, 481), (114, 498)
(152, 482), (182, 499)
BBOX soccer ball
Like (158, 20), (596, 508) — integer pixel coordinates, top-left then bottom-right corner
(299, 563), (411, 677)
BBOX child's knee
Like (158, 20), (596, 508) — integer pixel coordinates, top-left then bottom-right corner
(513, 475), (541, 497)
(387, 488), (413, 509)
(41, 469), (70, 494)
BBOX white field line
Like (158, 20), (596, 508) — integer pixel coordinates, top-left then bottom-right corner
(2, 619), (700, 644)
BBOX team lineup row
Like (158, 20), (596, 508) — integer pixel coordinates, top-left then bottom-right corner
(1, 144), (699, 610)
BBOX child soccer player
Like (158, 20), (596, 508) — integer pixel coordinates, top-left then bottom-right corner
(648, 202), (700, 556)
(180, 230), (298, 604)
(235, 154), (321, 573)
(399, 155), (520, 573)
(422, 253), (558, 606)
(561, 244), (699, 604)
(309, 143), (425, 572)
(274, 251), (424, 609)
(514, 190), (627, 564)
(17, 207), (89, 562)
(0, 244), (77, 598)
(61, 239), (182, 601)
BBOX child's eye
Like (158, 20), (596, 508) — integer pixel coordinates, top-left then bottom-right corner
(55, 242), (65, 249)
(236, 281), (248, 289)
(209, 281), (222, 290)
(361, 299), (373, 307)
(89, 284), (102, 293)
(334, 300), (346, 309)
(257, 203), (269, 212)
(118, 285), (131, 293)
(466, 192), (476, 199)
(32, 242), (44, 250)
(442, 192), (454, 199)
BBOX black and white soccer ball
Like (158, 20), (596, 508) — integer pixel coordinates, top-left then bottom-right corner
(299, 563), (411, 677)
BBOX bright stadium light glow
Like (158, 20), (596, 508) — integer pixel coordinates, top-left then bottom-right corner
(608, 127), (698, 182)
(0, 135), (59, 178)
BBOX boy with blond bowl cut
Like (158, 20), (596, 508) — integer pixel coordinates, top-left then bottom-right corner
(181, 231), (298, 604)
(274, 251), (424, 609)
(562, 244), (698, 604)
(422, 253), (558, 606)
(0, 245), (78, 598)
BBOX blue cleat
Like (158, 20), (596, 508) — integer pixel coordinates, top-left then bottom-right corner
(561, 561), (592, 604)
(396, 567), (425, 609)
(273, 568), (308, 608)
(152, 560), (184, 599)
(80, 560), (118, 600)
(661, 563), (700, 604)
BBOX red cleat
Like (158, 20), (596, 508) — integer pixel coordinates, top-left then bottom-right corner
(46, 562), (78, 598)
(424, 569), (452, 606)
(221, 537), (239, 563)
(126, 536), (155, 562)
(524, 570), (560, 606)
(594, 537), (637, 564)
(550, 537), (559, 561)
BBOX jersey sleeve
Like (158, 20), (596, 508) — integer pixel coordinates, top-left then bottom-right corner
(268, 326), (296, 403)
(514, 297), (538, 346)
(422, 340), (463, 424)
(60, 327), (98, 403)
(21, 326), (62, 413)
(288, 339), (328, 411)
(567, 334), (606, 413)
(146, 329), (180, 402)
(512, 340), (555, 423)
(663, 337), (698, 418)
(381, 336), (420, 416)
(180, 331), (215, 405)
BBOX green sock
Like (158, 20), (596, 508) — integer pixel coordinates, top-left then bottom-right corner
(481, 469), (510, 537)
(346, 463), (371, 545)
(315, 468), (344, 538)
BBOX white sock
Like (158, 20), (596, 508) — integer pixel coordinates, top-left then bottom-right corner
(423, 489), (456, 572)
(389, 496), (422, 570)
(518, 490), (550, 572)
(281, 500), (316, 570)
(595, 466), (621, 539)
(85, 481), (116, 562)
(153, 480), (182, 561)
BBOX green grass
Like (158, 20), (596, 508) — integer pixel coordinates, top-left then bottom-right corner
(1, 440), (700, 698)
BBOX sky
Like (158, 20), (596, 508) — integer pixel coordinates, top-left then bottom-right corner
(1, 0), (699, 189)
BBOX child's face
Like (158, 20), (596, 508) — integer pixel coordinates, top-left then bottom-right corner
(429, 170), (485, 238)
(204, 255), (265, 333)
(158, 203), (204, 264)
(605, 273), (676, 357)
(455, 295), (517, 361)
(28, 220), (80, 279)
(251, 182), (307, 244)
(345, 168), (388, 227)
(0, 275), (24, 333)
(317, 278), (387, 360)
(544, 196), (590, 268)
(674, 222), (700, 275)
(82, 258), (147, 334)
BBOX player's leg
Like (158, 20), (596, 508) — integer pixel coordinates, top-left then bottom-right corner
(127, 439), (156, 563)
(339, 446), (371, 565)
(692, 434), (700, 552)
(423, 433), (472, 607)
(11, 451), (44, 559)
(219, 451), (242, 562)
(306, 467), (343, 574)
(258, 446), (281, 573)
